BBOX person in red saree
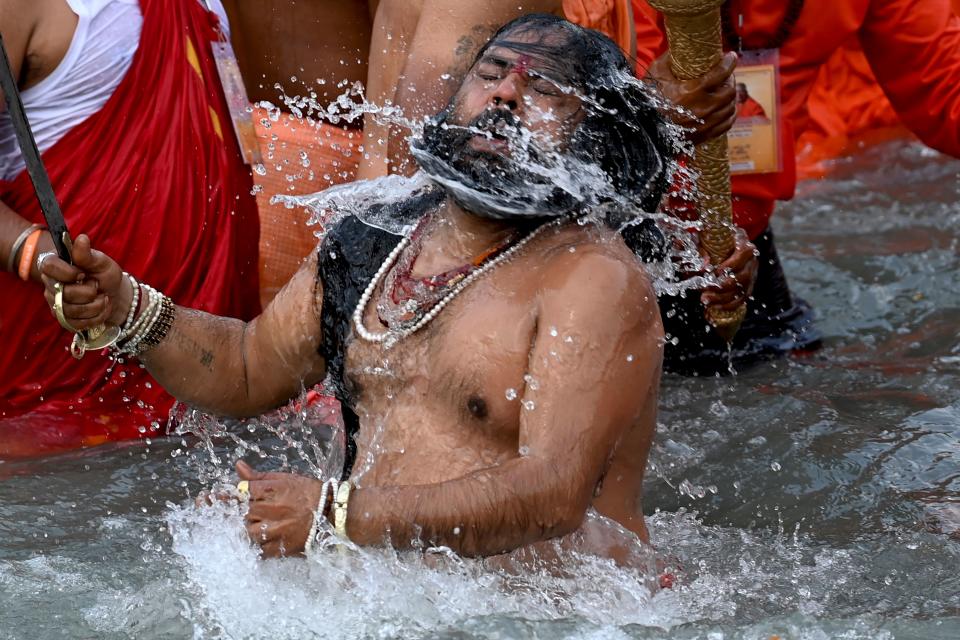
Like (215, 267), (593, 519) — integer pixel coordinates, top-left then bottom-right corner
(0, 0), (259, 457)
(632, 0), (960, 374)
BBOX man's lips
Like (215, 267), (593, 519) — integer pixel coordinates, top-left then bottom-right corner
(468, 133), (510, 155)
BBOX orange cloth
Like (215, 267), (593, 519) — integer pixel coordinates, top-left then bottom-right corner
(738, 96), (769, 121)
(796, 40), (905, 179)
(253, 109), (361, 306)
(564, 0), (636, 58)
(634, 0), (960, 238)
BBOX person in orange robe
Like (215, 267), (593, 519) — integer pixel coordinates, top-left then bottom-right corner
(798, 0), (960, 177)
(633, 0), (960, 374)
(736, 81), (769, 121)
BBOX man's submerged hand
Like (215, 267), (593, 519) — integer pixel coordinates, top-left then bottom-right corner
(647, 51), (738, 145)
(235, 460), (326, 558)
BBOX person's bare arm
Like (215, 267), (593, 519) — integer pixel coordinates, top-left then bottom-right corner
(360, 0), (563, 179)
(38, 235), (327, 417)
(0, 0), (60, 278)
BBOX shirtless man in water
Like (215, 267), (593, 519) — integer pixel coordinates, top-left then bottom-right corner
(42, 16), (671, 557)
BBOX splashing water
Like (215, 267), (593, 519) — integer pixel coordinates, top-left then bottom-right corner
(269, 76), (722, 303)
(3, 53), (957, 638)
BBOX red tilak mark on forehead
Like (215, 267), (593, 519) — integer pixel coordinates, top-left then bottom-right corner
(510, 54), (532, 77)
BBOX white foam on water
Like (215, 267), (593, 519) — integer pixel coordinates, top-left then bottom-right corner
(164, 500), (680, 639)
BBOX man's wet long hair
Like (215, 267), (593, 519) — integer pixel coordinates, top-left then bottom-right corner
(472, 13), (676, 215)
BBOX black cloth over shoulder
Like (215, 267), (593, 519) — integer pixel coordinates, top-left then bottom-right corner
(315, 190), (444, 479)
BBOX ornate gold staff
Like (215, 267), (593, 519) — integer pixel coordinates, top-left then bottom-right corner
(647, 0), (746, 342)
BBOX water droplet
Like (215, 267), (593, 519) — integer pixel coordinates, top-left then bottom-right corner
(453, 526), (461, 535)
(626, 354), (634, 362)
(709, 400), (729, 417)
(748, 435), (767, 447)
(770, 461), (782, 472)
(505, 388), (518, 401)
(518, 445), (530, 456)
(253, 164), (267, 176)
(549, 326), (559, 337)
(522, 400), (535, 411)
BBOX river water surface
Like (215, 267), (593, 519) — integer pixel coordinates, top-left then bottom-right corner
(1, 140), (958, 639)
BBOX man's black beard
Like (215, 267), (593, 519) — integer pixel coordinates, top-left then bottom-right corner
(410, 108), (579, 220)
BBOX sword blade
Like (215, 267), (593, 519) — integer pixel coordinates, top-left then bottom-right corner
(0, 33), (72, 262)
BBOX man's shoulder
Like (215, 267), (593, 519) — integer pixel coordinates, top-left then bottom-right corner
(535, 223), (658, 314)
(0, 0), (40, 46)
(539, 223), (648, 278)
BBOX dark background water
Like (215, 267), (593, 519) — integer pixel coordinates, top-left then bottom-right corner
(1, 141), (958, 639)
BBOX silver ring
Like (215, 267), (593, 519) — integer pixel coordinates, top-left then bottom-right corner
(36, 251), (56, 272)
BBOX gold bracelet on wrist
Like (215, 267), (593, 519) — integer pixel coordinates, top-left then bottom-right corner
(333, 481), (352, 541)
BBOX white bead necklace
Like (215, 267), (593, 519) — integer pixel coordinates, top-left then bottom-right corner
(353, 217), (566, 345)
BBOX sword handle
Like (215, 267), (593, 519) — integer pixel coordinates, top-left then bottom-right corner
(58, 231), (74, 263)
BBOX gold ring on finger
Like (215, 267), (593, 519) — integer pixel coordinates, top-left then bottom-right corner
(53, 282), (78, 333)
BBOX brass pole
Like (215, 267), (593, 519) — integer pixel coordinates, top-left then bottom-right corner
(647, 0), (746, 342)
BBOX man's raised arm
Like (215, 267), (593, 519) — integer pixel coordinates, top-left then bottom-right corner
(344, 246), (663, 557)
(39, 235), (327, 417)
(360, 0), (563, 179)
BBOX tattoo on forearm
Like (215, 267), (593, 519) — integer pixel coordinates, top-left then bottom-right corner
(172, 327), (215, 373)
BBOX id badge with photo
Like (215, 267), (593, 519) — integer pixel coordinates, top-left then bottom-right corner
(728, 49), (781, 175)
(211, 41), (263, 165)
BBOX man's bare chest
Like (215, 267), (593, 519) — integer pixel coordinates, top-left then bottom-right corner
(343, 277), (538, 430)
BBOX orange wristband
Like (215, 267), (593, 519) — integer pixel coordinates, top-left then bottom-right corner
(17, 228), (44, 281)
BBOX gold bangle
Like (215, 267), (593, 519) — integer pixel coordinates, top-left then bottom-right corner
(333, 481), (352, 541)
(53, 282), (78, 333)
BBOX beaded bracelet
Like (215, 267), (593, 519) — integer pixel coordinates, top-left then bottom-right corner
(139, 295), (175, 352)
(304, 479), (338, 557)
(121, 286), (160, 354)
(119, 273), (141, 340)
(113, 284), (175, 357)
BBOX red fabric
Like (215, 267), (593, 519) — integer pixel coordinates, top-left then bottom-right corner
(634, 0), (960, 238)
(0, 0), (260, 457)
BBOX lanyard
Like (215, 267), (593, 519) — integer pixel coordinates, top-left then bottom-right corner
(722, 0), (805, 52)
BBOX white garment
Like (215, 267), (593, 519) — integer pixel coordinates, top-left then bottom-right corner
(0, 0), (230, 182)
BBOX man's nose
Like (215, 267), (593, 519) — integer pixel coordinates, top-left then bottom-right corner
(489, 73), (524, 112)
